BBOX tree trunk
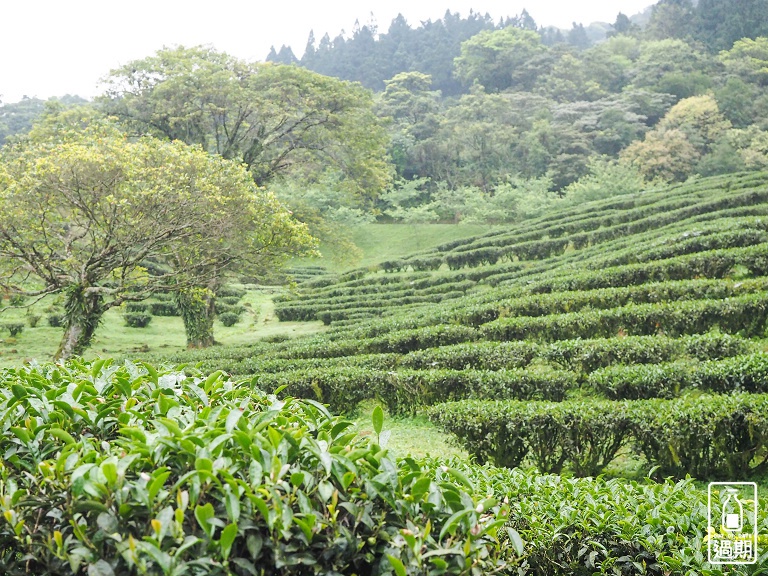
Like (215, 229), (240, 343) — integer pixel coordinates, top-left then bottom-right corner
(176, 286), (217, 348)
(55, 286), (104, 361)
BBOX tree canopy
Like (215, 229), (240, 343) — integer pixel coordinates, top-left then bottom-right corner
(0, 117), (313, 358)
(101, 46), (392, 201)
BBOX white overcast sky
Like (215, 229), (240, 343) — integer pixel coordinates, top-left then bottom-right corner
(1, 0), (652, 103)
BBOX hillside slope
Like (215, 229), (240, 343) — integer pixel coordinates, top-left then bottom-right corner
(140, 171), (768, 573)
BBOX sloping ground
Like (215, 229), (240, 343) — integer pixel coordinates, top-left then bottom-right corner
(139, 171), (768, 573)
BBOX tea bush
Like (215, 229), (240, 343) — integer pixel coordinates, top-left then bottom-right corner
(379, 367), (575, 415)
(218, 312), (241, 327)
(589, 352), (768, 399)
(0, 361), (512, 575)
(481, 294), (768, 342)
(428, 394), (768, 478)
(3, 323), (24, 337)
(123, 312), (153, 328)
(149, 301), (180, 316)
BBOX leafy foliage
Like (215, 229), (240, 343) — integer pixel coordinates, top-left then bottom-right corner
(0, 361), (511, 575)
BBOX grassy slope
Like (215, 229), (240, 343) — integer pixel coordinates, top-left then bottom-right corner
(293, 223), (503, 272)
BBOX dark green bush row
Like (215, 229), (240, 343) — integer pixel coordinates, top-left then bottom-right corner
(149, 301), (180, 316)
(455, 278), (768, 327)
(481, 293), (768, 342)
(216, 285), (247, 299)
(591, 226), (768, 269)
(544, 331), (752, 373)
(125, 302), (150, 313)
(218, 295), (243, 306)
(402, 332), (751, 374)
(428, 398), (637, 476)
(275, 278), (475, 320)
(207, 353), (401, 376)
(314, 292), (467, 325)
(401, 341), (541, 371)
(429, 393), (768, 478)
(525, 244), (768, 294)
(378, 366), (575, 415)
(266, 324), (479, 360)
(254, 364), (573, 415)
(255, 367), (386, 410)
(589, 352), (768, 399)
(0, 361), (511, 575)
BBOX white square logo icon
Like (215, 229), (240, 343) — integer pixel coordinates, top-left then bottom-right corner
(708, 482), (758, 565)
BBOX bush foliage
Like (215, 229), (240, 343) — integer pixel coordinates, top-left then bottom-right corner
(0, 361), (512, 575)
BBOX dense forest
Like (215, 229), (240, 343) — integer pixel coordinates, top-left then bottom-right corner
(268, 0), (768, 227)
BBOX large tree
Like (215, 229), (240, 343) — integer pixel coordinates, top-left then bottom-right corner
(0, 118), (313, 358)
(100, 46), (391, 201)
(453, 26), (550, 93)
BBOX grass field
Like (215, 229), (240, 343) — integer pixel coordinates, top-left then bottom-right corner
(0, 287), (326, 368)
(292, 223), (503, 272)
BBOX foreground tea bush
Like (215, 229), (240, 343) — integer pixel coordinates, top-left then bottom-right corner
(0, 360), (510, 575)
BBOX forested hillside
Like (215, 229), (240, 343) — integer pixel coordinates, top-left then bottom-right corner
(267, 0), (768, 227)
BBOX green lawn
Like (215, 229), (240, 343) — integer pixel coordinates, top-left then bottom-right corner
(0, 287), (326, 369)
(293, 223), (504, 272)
(349, 400), (468, 460)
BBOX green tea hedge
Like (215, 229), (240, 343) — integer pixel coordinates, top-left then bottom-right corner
(428, 394), (768, 478)
(0, 360), (511, 575)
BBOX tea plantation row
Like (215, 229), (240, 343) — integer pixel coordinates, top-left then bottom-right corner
(1, 361), (766, 575)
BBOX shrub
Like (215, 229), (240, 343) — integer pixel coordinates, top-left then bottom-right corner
(125, 302), (150, 313)
(8, 294), (25, 306)
(379, 367), (575, 415)
(588, 352), (768, 399)
(627, 393), (768, 478)
(218, 311), (240, 327)
(588, 361), (695, 399)
(428, 399), (632, 476)
(26, 314), (41, 328)
(481, 294), (768, 342)
(149, 301), (180, 316)
(429, 393), (768, 478)
(3, 323), (24, 337)
(218, 295), (242, 306)
(215, 303), (246, 316)
(47, 313), (65, 328)
(401, 341), (540, 370)
(123, 312), (152, 328)
(0, 361), (510, 575)
(217, 285), (247, 299)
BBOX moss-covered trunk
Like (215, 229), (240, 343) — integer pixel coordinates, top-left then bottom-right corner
(176, 286), (218, 348)
(55, 285), (104, 361)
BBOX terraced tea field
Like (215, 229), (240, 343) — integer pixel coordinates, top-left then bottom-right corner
(8, 172), (767, 574)
(131, 172), (768, 572)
